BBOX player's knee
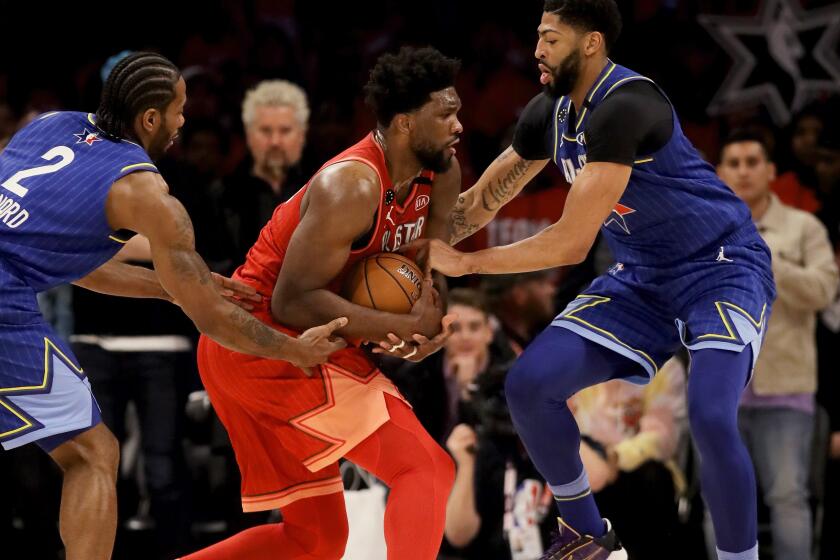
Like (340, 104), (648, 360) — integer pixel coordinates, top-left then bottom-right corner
(52, 425), (120, 478)
(289, 516), (349, 560)
(687, 400), (738, 450)
(505, 356), (555, 408)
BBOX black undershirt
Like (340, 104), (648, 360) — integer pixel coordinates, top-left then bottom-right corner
(512, 80), (674, 166)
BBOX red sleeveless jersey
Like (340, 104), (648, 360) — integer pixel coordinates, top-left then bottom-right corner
(235, 132), (435, 318)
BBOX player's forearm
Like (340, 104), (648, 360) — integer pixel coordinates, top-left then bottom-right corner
(191, 299), (301, 361)
(448, 149), (547, 245)
(448, 189), (493, 245)
(272, 289), (419, 341)
(462, 220), (593, 274)
(73, 259), (171, 300)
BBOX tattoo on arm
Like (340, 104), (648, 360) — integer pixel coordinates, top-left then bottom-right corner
(448, 194), (480, 245)
(480, 158), (535, 212)
(227, 305), (285, 349)
(168, 207), (212, 286)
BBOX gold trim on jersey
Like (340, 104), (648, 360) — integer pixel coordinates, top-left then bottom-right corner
(120, 162), (158, 173)
(0, 338), (85, 440)
(697, 301), (766, 342)
(576, 61), (617, 129)
(560, 294), (659, 375)
(552, 96), (566, 163)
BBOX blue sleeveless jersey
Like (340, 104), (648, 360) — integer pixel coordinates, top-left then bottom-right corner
(0, 112), (159, 448)
(546, 62), (775, 383)
(552, 61), (757, 267)
(0, 111), (159, 295)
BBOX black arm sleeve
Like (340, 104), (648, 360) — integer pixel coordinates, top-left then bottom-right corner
(512, 93), (555, 161)
(584, 80), (673, 166)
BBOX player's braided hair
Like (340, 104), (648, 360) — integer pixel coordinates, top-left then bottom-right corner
(364, 46), (460, 127)
(95, 52), (180, 140)
(544, 0), (623, 53)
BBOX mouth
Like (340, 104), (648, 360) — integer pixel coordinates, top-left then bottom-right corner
(538, 63), (553, 85)
(446, 138), (460, 156)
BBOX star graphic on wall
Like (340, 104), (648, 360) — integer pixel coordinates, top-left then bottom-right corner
(699, 0), (840, 125)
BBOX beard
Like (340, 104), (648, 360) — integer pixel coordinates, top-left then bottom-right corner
(147, 121), (175, 161)
(545, 48), (582, 98)
(412, 139), (454, 173)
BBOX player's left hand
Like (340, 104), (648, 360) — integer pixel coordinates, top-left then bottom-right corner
(400, 238), (471, 278)
(211, 272), (264, 311)
(372, 313), (456, 362)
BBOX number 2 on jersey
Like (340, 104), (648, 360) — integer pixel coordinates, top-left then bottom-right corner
(1, 146), (75, 197)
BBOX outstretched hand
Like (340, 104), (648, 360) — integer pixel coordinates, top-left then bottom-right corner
(287, 317), (349, 375)
(211, 272), (264, 311)
(399, 238), (471, 278)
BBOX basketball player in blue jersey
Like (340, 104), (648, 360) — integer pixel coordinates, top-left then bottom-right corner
(0, 52), (346, 560)
(404, 2), (775, 559)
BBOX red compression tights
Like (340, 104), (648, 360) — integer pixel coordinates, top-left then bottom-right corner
(181, 395), (455, 560)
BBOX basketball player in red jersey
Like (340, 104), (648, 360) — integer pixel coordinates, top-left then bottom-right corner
(182, 47), (463, 560)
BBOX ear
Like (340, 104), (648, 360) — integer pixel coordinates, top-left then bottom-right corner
(583, 31), (604, 56)
(140, 108), (159, 133)
(768, 161), (777, 182)
(393, 113), (413, 136)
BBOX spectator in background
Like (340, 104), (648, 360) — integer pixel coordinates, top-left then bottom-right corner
(718, 130), (838, 560)
(772, 104), (824, 213)
(481, 271), (558, 354)
(814, 117), (840, 247)
(814, 115), (840, 560)
(571, 357), (687, 559)
(441, 352), (553, 560)
(222, 80), (310, 264)
(390, 289), (515, 445)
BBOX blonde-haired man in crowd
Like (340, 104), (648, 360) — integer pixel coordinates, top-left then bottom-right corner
(224, 80), (310, 264)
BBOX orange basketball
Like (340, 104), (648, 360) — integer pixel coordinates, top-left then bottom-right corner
(342, 253), (423, 314)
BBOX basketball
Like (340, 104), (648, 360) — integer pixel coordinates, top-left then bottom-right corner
(342, 253), (424, 314)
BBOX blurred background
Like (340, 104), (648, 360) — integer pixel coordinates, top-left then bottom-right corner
(1, 1), (839, 559)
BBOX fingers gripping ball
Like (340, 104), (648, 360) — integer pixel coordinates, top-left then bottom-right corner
(342, 253), (424, 314)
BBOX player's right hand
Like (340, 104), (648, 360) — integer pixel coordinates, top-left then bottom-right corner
(286, 317), (348, 374)
(409, 279), (444, 338)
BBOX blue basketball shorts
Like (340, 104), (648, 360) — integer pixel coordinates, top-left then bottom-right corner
(552, 241), (776, 384)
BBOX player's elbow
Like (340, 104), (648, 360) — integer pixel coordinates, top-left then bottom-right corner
(566, 243), (591, 265)
(187, 300), (229, 338)
(270, 296), (290, 325)
(270, 292), (305, 327)
(445, 517), (481, 548)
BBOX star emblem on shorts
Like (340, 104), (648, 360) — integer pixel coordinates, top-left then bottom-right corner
(699, 0), (840, 125)
(74, 128), (101, 146)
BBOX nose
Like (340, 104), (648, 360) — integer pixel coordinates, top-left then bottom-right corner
(535, 39), (545, 60)
(453, 118), (463, 136)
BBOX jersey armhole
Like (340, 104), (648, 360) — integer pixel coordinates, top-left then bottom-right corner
(308, 157), (385, 255)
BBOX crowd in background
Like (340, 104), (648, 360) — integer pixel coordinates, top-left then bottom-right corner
(1, 1), (840, 559)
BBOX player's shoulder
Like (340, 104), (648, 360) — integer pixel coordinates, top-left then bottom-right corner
(520, 91), (556, 120)
(111, 170), (169, 200)
(309, 160), (381, 206)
